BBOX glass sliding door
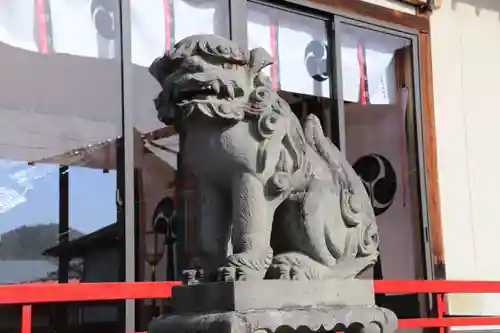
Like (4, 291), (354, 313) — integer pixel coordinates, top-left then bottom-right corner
(118, 0), (433, 328)
(123, 0), (231, 330)
(335, 17), (430, 320)
(0, 0), (125, 332)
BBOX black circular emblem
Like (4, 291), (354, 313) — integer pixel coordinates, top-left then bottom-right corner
(353, 154), (397, 216)
(304, 40), (329, 82)
(152, 196), (177, 244)
(90, 0), (117, 40)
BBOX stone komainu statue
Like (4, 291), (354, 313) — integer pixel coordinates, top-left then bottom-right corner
(149, 34), (379, 282)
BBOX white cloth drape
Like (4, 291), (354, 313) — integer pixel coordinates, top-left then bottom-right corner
(247, 3), (411, 103)
(247, 2), (330, 97)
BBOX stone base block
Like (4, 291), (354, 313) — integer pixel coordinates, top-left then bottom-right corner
(149, 305), (398, 333)
(171, 280), (375, 313)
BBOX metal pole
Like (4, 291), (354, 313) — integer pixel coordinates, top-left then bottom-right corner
(57, 165), (69, 333)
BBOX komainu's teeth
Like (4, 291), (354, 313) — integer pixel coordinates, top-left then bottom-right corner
(226, 84), (235, 99)
(186, 103), (195, 116)
(197, 103), (214, 118)
(212, 80), (220, 94)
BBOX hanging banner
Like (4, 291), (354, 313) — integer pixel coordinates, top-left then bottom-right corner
(247, 1), (330, 98)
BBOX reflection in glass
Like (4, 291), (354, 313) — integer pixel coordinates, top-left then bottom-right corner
(143, 231), (165, 279)
(339, 23), (423, 316)
(128, 0), (230, 329)
(130, 0), (230, 67)
(0, 0), (120, 57)
(246, 3), (339, 145)
(340, 25), (411, 105)
(0, 0), (123, 331)
(340, 24), (419, 281)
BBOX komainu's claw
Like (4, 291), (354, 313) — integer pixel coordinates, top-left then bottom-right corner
(217, 267), (237, 282)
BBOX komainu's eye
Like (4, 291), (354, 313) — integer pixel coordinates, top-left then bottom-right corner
(223, 63), (234, 70)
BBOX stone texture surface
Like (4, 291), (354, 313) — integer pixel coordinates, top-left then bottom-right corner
(149, 281), (398, 333)
(172, 280), (375, 314)
(149, 305), (397, 333)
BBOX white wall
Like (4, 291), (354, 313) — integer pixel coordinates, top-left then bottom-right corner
(430, 0), (500, 319)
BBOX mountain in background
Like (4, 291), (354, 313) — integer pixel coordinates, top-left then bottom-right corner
(0, 223), (85, 260)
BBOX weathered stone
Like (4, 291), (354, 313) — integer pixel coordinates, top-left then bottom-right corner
(172, 280), (375, 314)
(149, 34), (380, 283)
(149, 305), (397, 333)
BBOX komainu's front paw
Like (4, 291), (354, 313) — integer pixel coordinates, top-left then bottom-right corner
(266, 261), (291, 280)
(216, 267), (237, 282)
(216, 251), (273, 281)
(267, 252), (326, 280)
(266, 261), (308, 280)
(182, 268), (204, 285)
(216, 265), (264, 281)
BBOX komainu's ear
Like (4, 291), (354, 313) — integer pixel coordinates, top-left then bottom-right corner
(249, 47), (273, 74)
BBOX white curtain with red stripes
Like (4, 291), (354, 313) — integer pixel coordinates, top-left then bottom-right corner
(247, 2), (330, 97)
(0, 0), (228, 62)
(0, 0), (119, 57)
(130, 0), (229, 67)
(0, 0), (230, 163)
(129, 0), (229, 158)
(340, 25), (410, 104)
(246, 2), (410, 103)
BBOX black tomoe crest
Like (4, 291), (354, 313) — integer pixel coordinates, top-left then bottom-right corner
(90, 0), (118, 40)
(353, 154), (397, 216)
(304, 40), (328, 82)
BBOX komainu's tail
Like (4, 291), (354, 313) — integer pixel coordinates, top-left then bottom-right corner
(303, 115), (379, 263)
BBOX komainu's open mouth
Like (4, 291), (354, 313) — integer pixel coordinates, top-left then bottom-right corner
(176, 84), (216, 103)
(173, 78), (245, 106)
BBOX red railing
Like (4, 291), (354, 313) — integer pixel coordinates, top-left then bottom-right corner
(374, 280), (500, 331)
(2, 280), (500, 333)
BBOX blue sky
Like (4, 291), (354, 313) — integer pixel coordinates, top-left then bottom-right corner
(0, 161), (116, 236)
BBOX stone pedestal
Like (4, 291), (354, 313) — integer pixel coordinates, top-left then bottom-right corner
(148, 281), (398, 333)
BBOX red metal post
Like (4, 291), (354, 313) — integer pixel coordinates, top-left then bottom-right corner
(374, 280), (500, 294)
(0, 281), (180, 304)
(437, 293), (445, 333)
(21, 305), (32, 333)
